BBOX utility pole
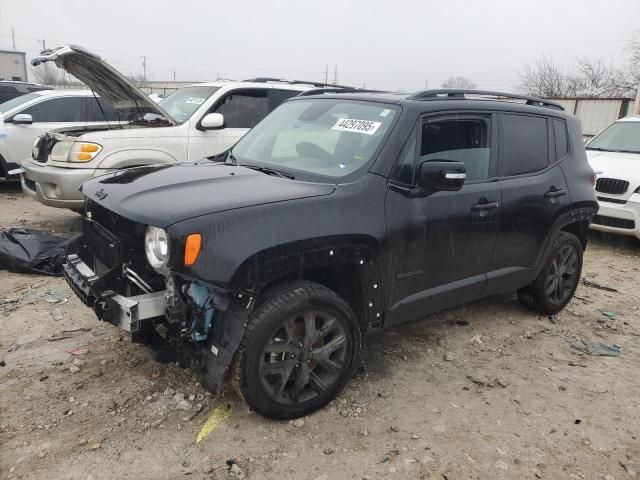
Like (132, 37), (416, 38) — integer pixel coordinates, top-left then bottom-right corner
(11, 28), (16, 50)
(39, 39), (46, 51)
(173, 71), (176, 81)
(634, 80), (640, 115)
(334, 65), (338, 85)
(425, 80), (428, 89)
(142, 56), (147, 82)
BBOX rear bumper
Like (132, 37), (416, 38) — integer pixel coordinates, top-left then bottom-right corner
(63, 253), (167, 333)
(590, 199), (640, 239)
(21, 160), (95, 209)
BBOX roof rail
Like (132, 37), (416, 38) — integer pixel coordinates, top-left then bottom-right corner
(407, 89), (564, 111)
(297, 87), (386, 97)
(243, 77), (357, 90)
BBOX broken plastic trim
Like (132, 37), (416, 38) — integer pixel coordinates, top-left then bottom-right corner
(187, 281), (216, 342)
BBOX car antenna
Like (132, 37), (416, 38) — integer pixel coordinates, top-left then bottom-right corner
(90, 89), (111, 129)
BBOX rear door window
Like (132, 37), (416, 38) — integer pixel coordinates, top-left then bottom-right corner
(21, 97), (83, 122)
(85, 97), (120, 122)
(268, 89), (300, 112)
(213, 89), (269, 128)
(500, 114), (548, 176)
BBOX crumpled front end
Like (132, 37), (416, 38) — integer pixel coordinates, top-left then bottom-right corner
(62, 200), (246, 390)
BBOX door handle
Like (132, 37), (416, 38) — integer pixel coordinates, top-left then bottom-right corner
(471, 201), (499, 211)
(544, 188), (567, 198)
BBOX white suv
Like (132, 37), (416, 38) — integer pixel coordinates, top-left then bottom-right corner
(0, 89), (114, 179)
(586, 115), (640, 239)
(20, 45), (334, 210)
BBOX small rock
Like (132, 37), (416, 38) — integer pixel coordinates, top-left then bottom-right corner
(73, 358), (85, 367)
(496, 378), (509, 388)
(402, 355), (408, 361)
(315, 475), (329, 480)
(292, 418), (305, 428)
(535, 472), (542, 479)
(78, 439), (88, 446)
(51, 308), (64, 321)
(444, 352), (455, 362)
(524, 330), (533, 338)
(494, 460), (509, 470)
(173, 392), (185, 403)
(340, 409), (348, 417)
(203, 465), (213, 474)
(37, 451), (47, 458)
(470, 335), (483, 344)
(358, 429), (369, 437)
(188, 394), (195, 401)
(388, 466), (397, 473)
(176, 400), (192, 411)
(69, 365), (81, 373)
(90, 443), (101, 450)
(604, 475), (615, 480)
(420, 456), (434, 464)
(411, 434), (419, 439)
(163, 387), (175, 396)
(549, 314), (559, 324)
(323, 448), (334, 455)
(229, 463), (242, 476)
(466, 371), (487, 386)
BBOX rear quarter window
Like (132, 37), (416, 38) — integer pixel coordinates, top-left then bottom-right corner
(500, 113), (548, 176)
(553, 119), (569, 159)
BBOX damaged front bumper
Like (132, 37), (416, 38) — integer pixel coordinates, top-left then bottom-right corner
(63, 253), (168, 333)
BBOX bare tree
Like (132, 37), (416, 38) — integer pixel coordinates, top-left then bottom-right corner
(30, 62), (65, 86)
(441, 76), (476, 89)
(519, 56), (575, 97)
(521, 32), (640, 98)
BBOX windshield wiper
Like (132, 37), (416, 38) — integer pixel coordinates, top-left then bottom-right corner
(243, 164), (295, 180)
(227, 151), (238, 165)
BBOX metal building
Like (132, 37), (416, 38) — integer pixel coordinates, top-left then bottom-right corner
(0, 49), (28, 81)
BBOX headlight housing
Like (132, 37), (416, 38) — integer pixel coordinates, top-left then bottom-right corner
(145, 226), (170, 271)
(50, 141), (102, 163)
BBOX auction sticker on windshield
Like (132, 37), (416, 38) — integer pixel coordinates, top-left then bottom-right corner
(332, 118), (382, 135)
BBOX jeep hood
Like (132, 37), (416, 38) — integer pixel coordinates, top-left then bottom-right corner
(82, 163), (336, 227)
(31, 45), (175, 124)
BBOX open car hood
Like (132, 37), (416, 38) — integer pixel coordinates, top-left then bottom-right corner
(31, 45), (176, 124)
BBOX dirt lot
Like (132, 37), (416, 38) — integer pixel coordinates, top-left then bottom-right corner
(1, 181), (639, 480)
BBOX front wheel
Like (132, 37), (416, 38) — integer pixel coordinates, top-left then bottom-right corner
(518, 231), (583, 315)
(232, 281), (361, 419)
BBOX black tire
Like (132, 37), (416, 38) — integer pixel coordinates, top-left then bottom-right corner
(518, 231), (583, 315)
(232, 281), (361, 419)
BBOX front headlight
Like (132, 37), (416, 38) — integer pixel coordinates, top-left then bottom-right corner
(145, 226), (170, 271)
(50, 141), (102, 163)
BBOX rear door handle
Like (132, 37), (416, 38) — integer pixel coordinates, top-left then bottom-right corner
(544, 188), (567, 198)
(471, 201), (499, 211)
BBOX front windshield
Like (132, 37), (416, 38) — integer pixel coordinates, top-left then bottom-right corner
(0, 93), (40, 114)
(587, 121), (640, 154)
(158, 86), (219, 124)
(232, 99), (398, 179)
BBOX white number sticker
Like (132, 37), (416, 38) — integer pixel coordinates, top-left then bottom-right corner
(185, 97), (205, 105)
(332, 118), (382, 135)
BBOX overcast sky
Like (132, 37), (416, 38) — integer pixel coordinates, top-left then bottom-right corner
(1, 0), (639, 92)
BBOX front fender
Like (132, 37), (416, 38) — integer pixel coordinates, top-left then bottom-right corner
(95, 148), (178, 171)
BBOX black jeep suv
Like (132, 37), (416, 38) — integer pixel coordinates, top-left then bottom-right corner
(64, 89), (598, 419)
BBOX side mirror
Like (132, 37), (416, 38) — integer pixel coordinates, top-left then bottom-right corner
(416, 160), (466, 192)
(200, 113), (225, 130)
(12, 113), (33, 125)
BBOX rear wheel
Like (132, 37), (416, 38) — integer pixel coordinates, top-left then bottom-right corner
(232, 281), (360, 419)
(518, 231), (582, 314)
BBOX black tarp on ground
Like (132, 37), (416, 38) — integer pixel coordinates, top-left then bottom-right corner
(0, 229), (69, 276)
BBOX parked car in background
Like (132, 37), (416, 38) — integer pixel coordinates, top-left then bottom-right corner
(0, 89), (116, 179)
(586, 116), (640, 239)
(0, 80), (51, 104)
(22, 45), (346, 210)
(63, 89), (597, 418)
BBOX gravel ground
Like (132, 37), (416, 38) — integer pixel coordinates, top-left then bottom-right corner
(1, 182), (639, 480)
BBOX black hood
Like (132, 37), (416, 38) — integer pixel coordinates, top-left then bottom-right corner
(82, 163), (336, 228)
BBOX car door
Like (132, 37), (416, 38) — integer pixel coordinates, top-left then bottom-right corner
(385, 112), (501, 326)
(484, 113), (571, 294)
(187, 88), (271, 160)
(6, 96), (85, 164)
